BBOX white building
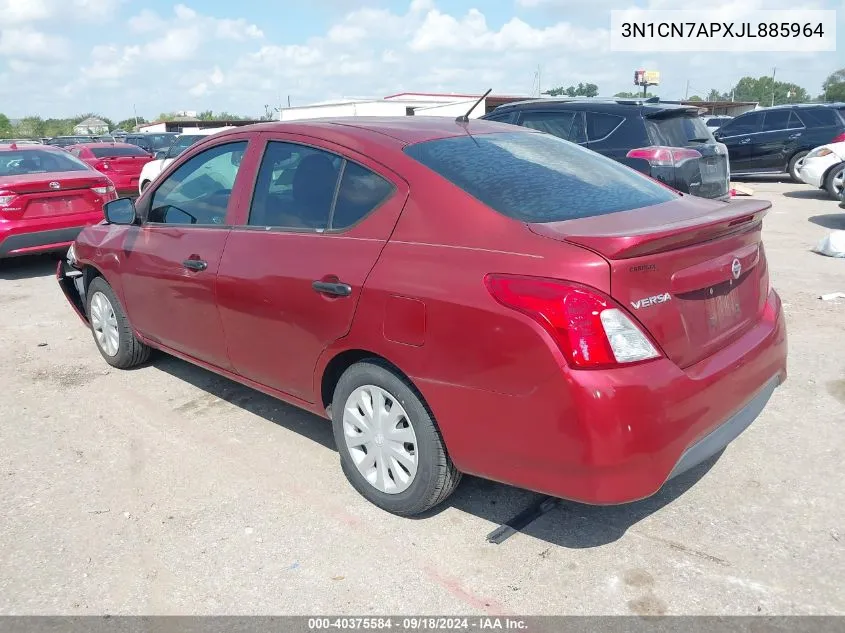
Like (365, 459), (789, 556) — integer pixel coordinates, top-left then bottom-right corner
(278, 92), (530, 121)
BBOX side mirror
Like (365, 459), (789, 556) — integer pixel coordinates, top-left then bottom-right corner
(154, 150), (166, 160)
(104, 198), (137, 225)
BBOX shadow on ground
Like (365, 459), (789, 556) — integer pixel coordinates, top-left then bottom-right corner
(783, 189), (834, 200)
(809, 213), (845, 230)
(0, 254), (62, 280)
(153, 353), (718, 550)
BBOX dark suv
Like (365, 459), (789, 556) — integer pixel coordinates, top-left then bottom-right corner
(124, 132), (179, 154)
(482, 97), (730, 200)
(713, 104), (845, 182)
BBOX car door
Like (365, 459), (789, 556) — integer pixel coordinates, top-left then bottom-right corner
(215, 134), (409, 402)
(120, 134), (258, 368)
(714, 112), (762, 172)
(753, 110), (804, 170)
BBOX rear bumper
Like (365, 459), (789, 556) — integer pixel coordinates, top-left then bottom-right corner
(0, 214), (100, 257)
(421, 289), (787, 505)
(105, 173), (140, 194)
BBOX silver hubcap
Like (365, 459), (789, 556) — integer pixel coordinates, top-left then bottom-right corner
(90, 291), (119, 357)
(342, 385), (418, 494)
(833, 168), (844, 194)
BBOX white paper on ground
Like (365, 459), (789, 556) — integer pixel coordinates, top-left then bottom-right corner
(813, 231), (845, 258)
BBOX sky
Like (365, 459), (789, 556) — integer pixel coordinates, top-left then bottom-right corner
(0, 0), (842, 121)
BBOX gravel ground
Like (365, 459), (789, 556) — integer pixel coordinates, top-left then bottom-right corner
(0, 180), (843, 616)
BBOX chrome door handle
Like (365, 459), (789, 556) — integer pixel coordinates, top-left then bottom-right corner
(182, 259), (207, 271)
(739, 138), (751, 145)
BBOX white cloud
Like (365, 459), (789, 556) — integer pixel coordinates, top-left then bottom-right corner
(0, 0), (118, 23)
(0, 27), (69, 59)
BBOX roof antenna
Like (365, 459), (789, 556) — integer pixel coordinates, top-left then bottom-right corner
(456, 88), (492, 123)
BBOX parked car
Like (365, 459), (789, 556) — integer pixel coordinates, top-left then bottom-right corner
(138, 127), (235, 193)
(482, 97), (730, 200)
(45, 135), (97, 147)
(0, 143), (116, 258)
(66, 142), (154, 196)
(796, 141), (845, 200)
(57, 118), (787, 516)
(713, 104), (845, 182)
(124, 132), (179, 155)
(702, 115), (733, 132)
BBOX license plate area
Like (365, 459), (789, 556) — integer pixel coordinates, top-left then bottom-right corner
(705, 280), (744, 333)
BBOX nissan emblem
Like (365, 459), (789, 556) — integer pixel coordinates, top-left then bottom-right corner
(731, 258), (742, 280)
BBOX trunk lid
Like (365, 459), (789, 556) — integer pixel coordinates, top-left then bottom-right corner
(96, 155), (149, 177)
(642, 109), (730, 199)
(528, 196), (771, 368)
(0, 171), (111, 219)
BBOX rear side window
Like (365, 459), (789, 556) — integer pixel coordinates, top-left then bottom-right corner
(91, 145), (150, 158)
(519, 111), (577, 140)
(0, 149), (90, 176)
(646, 114), (712, 145)
(761, 110), (803, 132)
(795, 108), (840, 128)
(585, 112), (623, 142)
(485, 111), (518, 124)
(248, 141), (393, 230)
(404, 131), (677, 223)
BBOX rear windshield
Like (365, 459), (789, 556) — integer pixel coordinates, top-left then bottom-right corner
(646, 114), (713, 145)
(0, 149), (90, 176)
(91, 145), (150, 158)
(403, 131), (677, 222)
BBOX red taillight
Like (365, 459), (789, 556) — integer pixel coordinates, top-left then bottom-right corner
(95, 160), (110, 171)
(0, 189), (20, 210)
(627, 146), (702, 167)
(484, 275), (661, 369)
(91, 182), (116, 196)
(831, 132), (845, 144)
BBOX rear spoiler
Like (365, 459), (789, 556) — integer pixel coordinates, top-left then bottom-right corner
(529, 199), (771, 260)
(644, 107), (704, 119)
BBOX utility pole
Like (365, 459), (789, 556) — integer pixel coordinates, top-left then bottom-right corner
(771, 67), (777, 107)
(537, 65), (542, 97)
(684, 80), (690, 100)
(133, 104), (138, 129)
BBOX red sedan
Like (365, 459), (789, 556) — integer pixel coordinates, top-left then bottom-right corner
(57, 118), (787, 516)
(66, 142), (153, 196)
(0, 143), (116, 258)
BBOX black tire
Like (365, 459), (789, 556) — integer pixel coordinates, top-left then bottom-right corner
(788, 151), (809, 183)
(824, 163), (845, 200)
(331, 360), (461, 516)
(86, 276), (151, 369)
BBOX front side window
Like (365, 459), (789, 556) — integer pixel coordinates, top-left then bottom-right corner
(719, 112), (762, 136)
(518, 111), (576, 140)
(404, 131), (677, 223)
(149, 141), (247, 226)
(248, 141), (393, 230)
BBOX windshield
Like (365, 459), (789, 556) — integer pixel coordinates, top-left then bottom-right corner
(646, 114), (713, 145)
(0, 149), (91, 176)
(403, 131), (676, 223)
(167, 135), (203, 158)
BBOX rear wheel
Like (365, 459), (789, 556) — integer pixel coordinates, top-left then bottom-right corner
(824, 163), (845, 200)
(788, 151), (809, 183)
(331, 360), (461, 516)
(86, 277), (150, 369)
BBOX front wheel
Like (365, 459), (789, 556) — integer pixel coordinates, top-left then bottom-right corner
(788, 151), (809, 183)
(86, 277), (151, 369)
(824, 163), (845, 200)
(331, 360), (461, 516)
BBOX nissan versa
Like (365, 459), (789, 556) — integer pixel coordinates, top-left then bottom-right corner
(57, 118), (788, 516)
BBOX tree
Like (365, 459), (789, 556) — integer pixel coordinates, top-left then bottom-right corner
(14, 116), (46, 138)
(822, 68), (845, 102)
(544, 82), (599, 98)
(614, 91), (656, 98)
(687, 95), (702, 101)
(116, 117), (147, 131)
(0, 113), (12, 138)
(730, 75), (809, 106)
(198, 110), (215, 120)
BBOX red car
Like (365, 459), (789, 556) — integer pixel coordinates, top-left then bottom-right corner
(57, 118), (787, 516)
(66, 142), (153, 196)
(0, 143), (116, 258)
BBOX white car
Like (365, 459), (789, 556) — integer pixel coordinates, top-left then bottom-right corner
(797, 141), (845, 200)
(138, 126), (235, 194)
